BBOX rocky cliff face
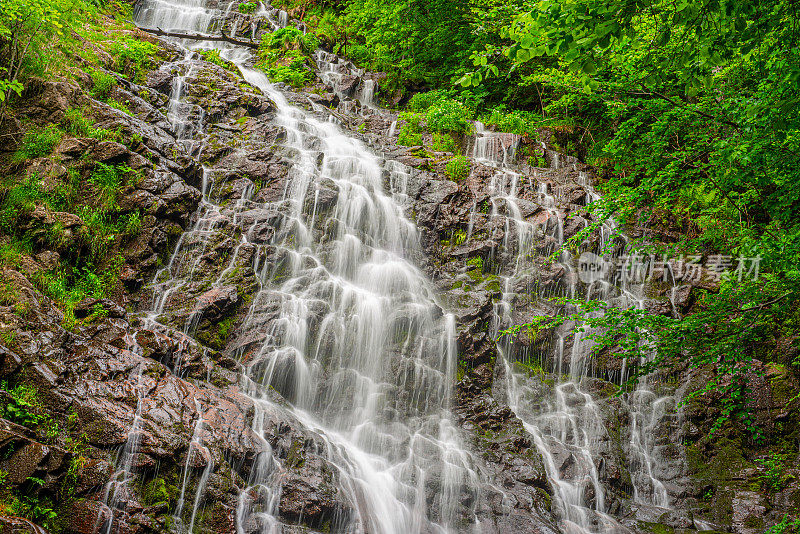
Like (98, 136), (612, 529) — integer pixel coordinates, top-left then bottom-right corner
(0, 7), (798, 534)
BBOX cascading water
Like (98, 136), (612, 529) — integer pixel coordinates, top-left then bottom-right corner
(122, 0), (493, 532)
(471, 125), (681, 533)
(100, 0), (690, 531)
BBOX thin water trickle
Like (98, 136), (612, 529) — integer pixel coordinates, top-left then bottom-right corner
(473, 124), (678, 533)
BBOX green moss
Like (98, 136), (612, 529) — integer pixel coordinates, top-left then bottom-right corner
(141, 476), (170, 506)
(636, 523), (675, 534)
(285, 439), (306, 469)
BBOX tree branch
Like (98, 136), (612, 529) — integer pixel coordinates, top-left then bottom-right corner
(137, 26), (260, 49)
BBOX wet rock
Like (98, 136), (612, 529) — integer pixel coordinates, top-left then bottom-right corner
(0, 516), (49, 534)
(334, 74), (359, 97)
(73, 298), (127, 319)
(90, 141), (130, 162)
(21, 79), (81, 123)
(194, 286), (240, 322)
(145, 68), (175, 94)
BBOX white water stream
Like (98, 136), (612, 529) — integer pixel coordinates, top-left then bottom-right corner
(470, 126), (678, 534)
(97, 0), (684, 532)
(126, 0), (486, 532)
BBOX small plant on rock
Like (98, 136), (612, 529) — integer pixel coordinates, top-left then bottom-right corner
(238, 1), (256, 13)
(12, 125), (63, 162)
(445, 155), (470, 181)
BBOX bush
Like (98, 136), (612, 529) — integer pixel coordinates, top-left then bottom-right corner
(257, 28), (318, 87)
(426, 99), (473, 134)
(105, 38), (158, 81)
(397, 112), (423, 146)
(90, 69), (116, 97)
(432, 132), (457, 153)
(12, 125), (63, 162)
(196, 49), (235, 71)
(260, 50), (313, 87)
(238, 1), (256, 13)
(481, 106), (540, 139)
(445, 155), (470, 181)
(408, 89), (450, 112)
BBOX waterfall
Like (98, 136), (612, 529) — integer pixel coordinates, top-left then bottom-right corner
(95, 0), (688, 530)
(473, 126), (680, 533)
(120, 0), (490, 532)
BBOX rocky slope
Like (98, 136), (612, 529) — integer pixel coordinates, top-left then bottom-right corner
(0, 7), (798, 534)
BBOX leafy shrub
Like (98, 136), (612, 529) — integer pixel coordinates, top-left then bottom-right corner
(481, 106), (540, 139)
(767, 515), (800, 534)
(12, 125), (63, 162)
(408, 89), (450, 112)
(397, 112), (423, 146)
(90, 69), (116, 97)
(7, 494), (58, 529)
(196, 49), (235, 71)
(257, 28), (318, 87)
(426, 99), (473, 134)
(107, 99), (132, 115)
(262, 27), (318, 53)
(756, 453), (796, 492)
(445, 155), (470, 181)
(260, 50), (313, 87)
(238, 1), (256, 13)
(432, 132), (457, 153)
(1, 382), (45, 427)
(105, 38), (158, 81)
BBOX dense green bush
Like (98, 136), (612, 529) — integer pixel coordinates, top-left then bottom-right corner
(408, 89), (451, 112)
(90, 69), (116, 97)
(257, 28), (319, 87)
(105, 37), (157, 81)
(238, 1), (256, 13)
(426, 99), (473, 134)
(445, 155), (469, 181)
(397, 112), (423, 146)
(432, 132), (457, 153)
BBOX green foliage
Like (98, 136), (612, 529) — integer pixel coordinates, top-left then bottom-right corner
(0, 161), (137, 328)
(408, 90), (451, 112)
(237, 1), (256, 13)
(1, 382), (45, 427)
(432, 132), (457, 153)
(105, 38), (158, 81)
(12, 125), (63, 162)
(106, 99), (132, 115)
(767, 515), (800, 534)
(0, 0), (70, 107)
(445, 155), (470, 181)
(425, 99), (473, 134)
(397, 112), (423, 146)
(0, 79), (23, 102)
(90, 69), (117, 97)
(756, 453), (796, 492)
(257, 28), (318, 87)
(63, 107), (114, 139)
(340, 0), (476, 87)
(480, 106), (539, 139)
(89, 162), (129, 210)
(6, 494), (58, 529)
(196, 49), (235, 71)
